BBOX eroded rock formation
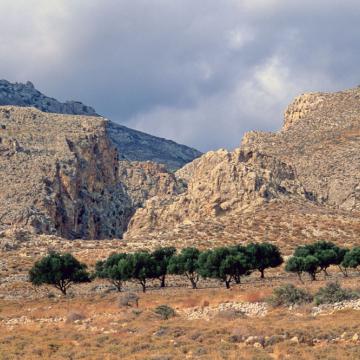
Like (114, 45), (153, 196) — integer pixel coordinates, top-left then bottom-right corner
(124, 87), (360, 245)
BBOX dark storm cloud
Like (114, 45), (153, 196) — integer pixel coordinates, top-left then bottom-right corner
(1, 0), (360, 151)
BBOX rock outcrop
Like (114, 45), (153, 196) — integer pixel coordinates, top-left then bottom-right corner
(124, 87), (360, 248)
(0, 80), (98, 116)
(0, 80), (202, 170)
(242, 87), (360, 211)
(0, 106), (182, 239)
(0, 107), (130, 239)
(125, 148), (315, 237)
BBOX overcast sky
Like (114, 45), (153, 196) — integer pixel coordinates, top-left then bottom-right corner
(1, 0), (359, 151)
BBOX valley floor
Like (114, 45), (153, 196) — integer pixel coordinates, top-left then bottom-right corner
(1, 237), (360, 359)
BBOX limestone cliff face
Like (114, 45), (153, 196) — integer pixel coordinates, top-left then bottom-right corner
(0, 106), (185, 239)
(117, 160), (186, 209)
(125, 148), (314, 237)
(0, 107), (132, 239)
(124, 87), (360, 244)
(242, 87), (360, 211)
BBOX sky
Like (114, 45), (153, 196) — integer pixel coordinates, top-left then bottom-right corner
(0, 0), (359, 152)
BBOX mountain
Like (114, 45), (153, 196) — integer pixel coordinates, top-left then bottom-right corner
(0, 107), (183, 239)
(0, 80), (97, 116)
(0, 80), (201, 170)
(124, 87), (360, 251)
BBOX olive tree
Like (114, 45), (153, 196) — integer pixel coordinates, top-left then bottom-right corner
(168, 247), (201, 289)
(95, 253), (132, 292)
(151, 247), (176, 288)
(29, 252), (90, 295)
(246, 242), (283, 278)
(198, 247), (251, 288)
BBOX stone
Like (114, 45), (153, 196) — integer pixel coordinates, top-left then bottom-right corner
(352, 333), (359, 341)
(123, 87), (360, 248)
(0, 107), (184, 239)
(0, 80), (201, 170)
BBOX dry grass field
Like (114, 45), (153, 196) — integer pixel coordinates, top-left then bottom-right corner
(2, 260), (360, 359)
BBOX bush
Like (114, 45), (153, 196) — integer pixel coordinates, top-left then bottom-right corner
(268, 284), (313, 307)
(66, 311), (86, 323)
(314, 282), (359, 305)
(119, 292), (139, 307)
(154, 305), (176, 320)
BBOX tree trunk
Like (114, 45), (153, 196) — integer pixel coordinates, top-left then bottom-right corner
(60, 286), (67, 295)
(260, 269), (265, 279)
(338, 265), (348, 277)
(297, 272), (304, 283)
(190, 278), (197, 289)
(140, 281), (146, 293)
(234, 275), (241, 284)
(225, 280), (231, 289)
(310, 272), (316, 281)
(160, 275), (166, 288)
(112, 280), (122, 292)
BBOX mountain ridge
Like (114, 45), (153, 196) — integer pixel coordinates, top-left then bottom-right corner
(0, 80), (201, 170)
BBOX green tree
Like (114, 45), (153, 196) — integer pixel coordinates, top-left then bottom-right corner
(294, 241), (346, 276)
(246, 242), (283, 278)
(198, 247), (251, 289)
(342, 247), (360, 275)
(285, 256), (305, 282)
(129, 252), (157, 292)
(151, 247), (176, 288)
(168, 247), (200, 289)
(29, 252), (90, 295)
(302, 255), (320, 281)
(95, 253), (132, 292)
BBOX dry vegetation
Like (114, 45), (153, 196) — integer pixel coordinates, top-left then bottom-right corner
(2, 235), (360, 359)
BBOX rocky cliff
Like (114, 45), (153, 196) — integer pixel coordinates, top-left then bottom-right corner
(0, 80), (98, 116)
(124, 87), (360, 249)
(0, 106), (181, 239)
(0, 80), (201, 170)
(242, 87), (360, 211)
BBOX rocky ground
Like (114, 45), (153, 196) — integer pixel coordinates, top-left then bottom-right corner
(1, 264), (360, 359)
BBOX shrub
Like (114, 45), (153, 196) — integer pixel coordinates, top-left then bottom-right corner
(154, 305), (176, 320)
(119, 292), (139, 307)
(314, 282), (359, 305)
(66, 311), (86, 323)
(29, 252), (90, 295)
(268, 284), (313, 307)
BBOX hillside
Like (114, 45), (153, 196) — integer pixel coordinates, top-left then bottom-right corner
(124, 87), (360, 249)
(0, 80), (201, 170)
(0, 107), (183, 239)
